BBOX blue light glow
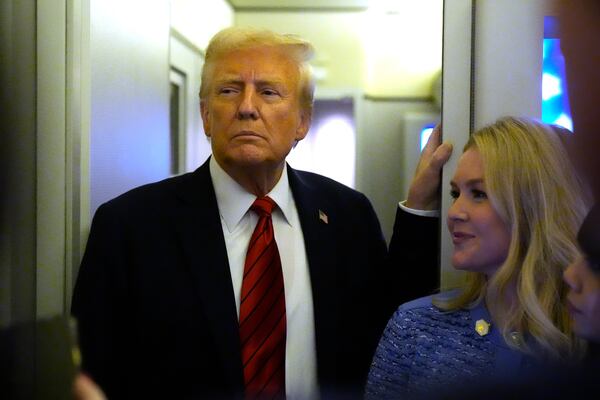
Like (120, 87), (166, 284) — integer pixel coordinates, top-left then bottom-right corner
(420, 125), (435, 151)
(554, 113), (573, 131)
(542, 72), (562, 101)
(542, 33), (572, 131)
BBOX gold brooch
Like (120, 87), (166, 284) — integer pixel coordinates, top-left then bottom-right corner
(475, 319), (491, 336)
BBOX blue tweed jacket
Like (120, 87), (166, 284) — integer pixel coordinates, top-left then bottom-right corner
(366, 294), (540, 399)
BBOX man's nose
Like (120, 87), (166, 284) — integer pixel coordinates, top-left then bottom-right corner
(237, 89), (259, 120)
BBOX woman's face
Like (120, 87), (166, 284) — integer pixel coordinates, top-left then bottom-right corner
(564, 256), (600, 342)
(447, 148), (511, 277)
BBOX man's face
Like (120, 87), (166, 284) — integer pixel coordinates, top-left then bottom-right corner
(201, 46), (310, 174)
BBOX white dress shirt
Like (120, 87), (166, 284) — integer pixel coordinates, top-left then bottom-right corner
(209, 157), (318, 400)
(398, 200), (440, 217)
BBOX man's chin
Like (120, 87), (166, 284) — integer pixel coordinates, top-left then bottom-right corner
(223, 152), (282, 171)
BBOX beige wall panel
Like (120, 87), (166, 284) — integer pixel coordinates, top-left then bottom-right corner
(236, 11), (366, 90)
(363, 0), (442, 97)
(236, 2), (442, 98)
(473, 0), (545, 127)
(357, 100), (438, 242)
(171, 0), (234, 51)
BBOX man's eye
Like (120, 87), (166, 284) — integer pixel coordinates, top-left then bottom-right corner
(450, 189), (459, 200)
(262, 89), (279, 96)
(472, 189), (488, 199)
(219, 88), (237, 95)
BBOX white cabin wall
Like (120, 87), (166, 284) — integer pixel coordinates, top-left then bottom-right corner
(89, 0), (171, 216)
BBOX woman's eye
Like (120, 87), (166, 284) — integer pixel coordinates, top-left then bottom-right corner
(450, 189), (459, 199)
(472, 189), (488, 199)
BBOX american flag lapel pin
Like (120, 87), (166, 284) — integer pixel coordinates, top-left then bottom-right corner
(318, 209), (328, 224)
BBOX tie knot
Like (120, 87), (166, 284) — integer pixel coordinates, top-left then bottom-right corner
(251, 196), (276, 217)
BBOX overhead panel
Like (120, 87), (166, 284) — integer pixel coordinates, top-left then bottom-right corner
(229, 0), (369, 10)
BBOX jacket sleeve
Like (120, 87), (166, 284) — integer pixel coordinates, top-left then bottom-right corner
(384, 206), (440, 317)
(71, 203), (129, 399)
(358, 199), (440, 386)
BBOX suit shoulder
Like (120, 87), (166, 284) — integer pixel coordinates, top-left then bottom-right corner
(384, 293), (472, 341)
(98, 172), (194, 213)
(397, 295), (436, 313)
(292, 168), (367, 201)
(396, 289), (462, 313)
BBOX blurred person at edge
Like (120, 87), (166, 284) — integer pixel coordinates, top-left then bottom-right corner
(73, 374), (106, 400)
(559, 0), (600, 356)
(558, 0), (600, 199)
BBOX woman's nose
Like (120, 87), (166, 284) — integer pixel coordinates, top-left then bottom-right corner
(563, 257), (583, 292)
(448, 196), (468, 221)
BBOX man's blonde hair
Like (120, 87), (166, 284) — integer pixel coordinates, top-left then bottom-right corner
(435, 117), (591, 361)
(199, 27), (315, 113)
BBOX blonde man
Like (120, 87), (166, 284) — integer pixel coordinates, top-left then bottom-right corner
(72, 27), (437, 399)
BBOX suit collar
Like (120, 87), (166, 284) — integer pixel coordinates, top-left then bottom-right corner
(209, 157), (294, 232)
(287, 165), (339, 381)
(175, 161), (341, 390)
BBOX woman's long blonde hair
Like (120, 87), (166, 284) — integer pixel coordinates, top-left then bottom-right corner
(434, 117), (590, 360)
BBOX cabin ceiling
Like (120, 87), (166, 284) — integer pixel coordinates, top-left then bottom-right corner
(227, 0), (370, 10)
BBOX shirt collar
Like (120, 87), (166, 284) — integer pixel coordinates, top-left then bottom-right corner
(209, 156), (294, 233)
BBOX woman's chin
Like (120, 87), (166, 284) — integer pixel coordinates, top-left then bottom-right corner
(451, 255), (470, 271)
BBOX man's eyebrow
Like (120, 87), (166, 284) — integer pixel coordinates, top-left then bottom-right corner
(214, 78), (243, 85)
(214, 77), (287, 86)
(255, 79), (286, 85)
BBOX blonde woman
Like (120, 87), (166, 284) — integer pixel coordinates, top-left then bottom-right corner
(366, 117), (590, 399)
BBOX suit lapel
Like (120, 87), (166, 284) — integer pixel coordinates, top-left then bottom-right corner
(287, 165), (339, 379)
(173, 162), (340, 388)
(174, 159), (244, 393)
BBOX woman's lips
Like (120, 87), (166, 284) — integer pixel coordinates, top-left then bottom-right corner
(566, 299), (581, 315)
(452, 231), (474, 244)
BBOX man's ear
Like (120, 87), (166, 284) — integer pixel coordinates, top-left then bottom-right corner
(200, 100), (211, 137)
(295, 109), (312, 142)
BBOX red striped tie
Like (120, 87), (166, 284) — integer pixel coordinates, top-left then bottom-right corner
(239, 197), (286, 399)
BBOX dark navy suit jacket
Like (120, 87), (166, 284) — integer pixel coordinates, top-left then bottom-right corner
(71, 159), (439, 399)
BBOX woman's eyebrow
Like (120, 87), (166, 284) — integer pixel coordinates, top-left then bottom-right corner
(450, 178), (483, 187)
(465, 178), (484, 186)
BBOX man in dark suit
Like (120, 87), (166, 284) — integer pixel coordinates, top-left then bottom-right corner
(72, 27), (438, 399)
